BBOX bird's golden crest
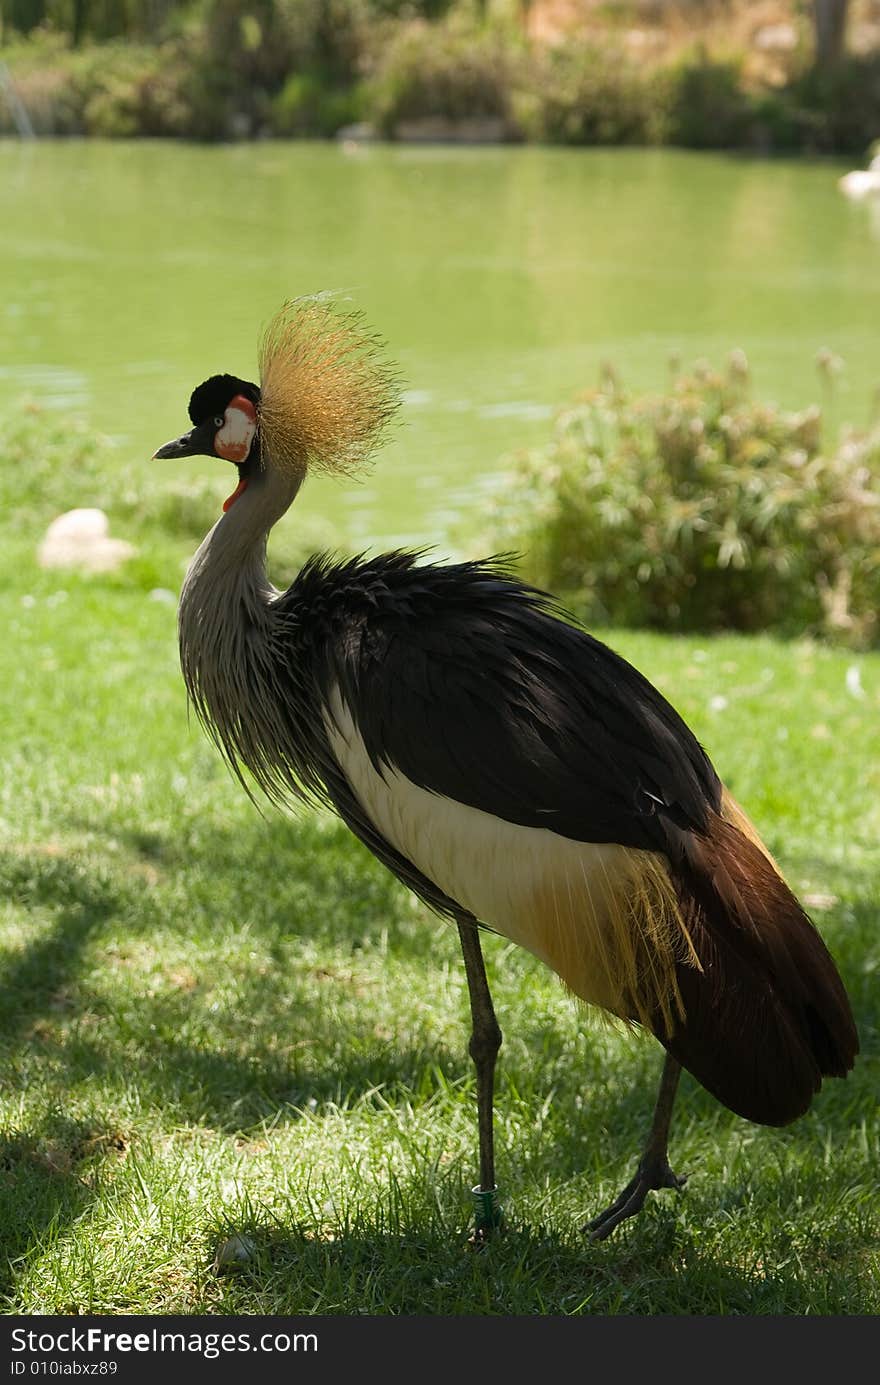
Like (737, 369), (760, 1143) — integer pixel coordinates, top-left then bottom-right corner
(257, 297), (402, 478)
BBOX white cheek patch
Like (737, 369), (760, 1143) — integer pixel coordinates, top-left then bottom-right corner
(216, 396), (257, 463)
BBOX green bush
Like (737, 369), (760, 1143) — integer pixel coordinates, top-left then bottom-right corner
(775, 52), (880, 155)
(658, 50), (753, 149)
(368, 14), (520, 136)
(0, 30), (83, 133)
(0, 37), (191, 136)
(516, 42), (661, 146)
(0, 60), (79, 133)
(185, 0), (371, 138)
(77, 44), (191, 137)
(490, 357), (880, 647)
(1, 404), (122, 528)
(271, 71), (363, 136)
(183, 0), (298, 139)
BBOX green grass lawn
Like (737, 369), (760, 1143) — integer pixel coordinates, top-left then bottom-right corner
(1, 419), (877, 1315)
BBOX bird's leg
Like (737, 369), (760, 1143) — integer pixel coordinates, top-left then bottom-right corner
(456, 914), (504, 1240)
(585, 1052), (687, 1241)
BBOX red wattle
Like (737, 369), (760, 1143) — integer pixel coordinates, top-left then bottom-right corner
(223, 478), (248, 512)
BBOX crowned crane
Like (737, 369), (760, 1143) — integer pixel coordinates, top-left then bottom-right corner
(154, 300), (858, 1240)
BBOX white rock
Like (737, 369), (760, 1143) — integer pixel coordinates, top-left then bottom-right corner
(212, 1234), (256, 1273)
(38, 508), (136, 573)
(839, 155), (880, 200)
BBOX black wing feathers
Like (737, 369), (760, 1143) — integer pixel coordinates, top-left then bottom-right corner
(290, 553), (722, 851)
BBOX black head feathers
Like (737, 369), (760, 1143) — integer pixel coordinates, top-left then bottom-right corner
(188, 375), (261, 427)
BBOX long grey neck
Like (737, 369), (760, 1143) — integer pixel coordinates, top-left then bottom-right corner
(181, 465), (302, 611)
(178, 463), (303, 718)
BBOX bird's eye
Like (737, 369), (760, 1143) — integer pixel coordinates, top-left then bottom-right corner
(213, 415), (225, 428)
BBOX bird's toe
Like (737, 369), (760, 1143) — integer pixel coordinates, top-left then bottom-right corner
(584, 1157), (687, 1240)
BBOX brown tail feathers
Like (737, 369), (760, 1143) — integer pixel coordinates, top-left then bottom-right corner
(658, 811), (858, 1127)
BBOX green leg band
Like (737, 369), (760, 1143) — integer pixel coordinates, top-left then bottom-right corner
(472, 1185), (504, 1232)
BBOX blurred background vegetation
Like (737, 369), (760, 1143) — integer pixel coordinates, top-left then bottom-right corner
(3, 4), (879, 645)
(1, 1), (879, 152)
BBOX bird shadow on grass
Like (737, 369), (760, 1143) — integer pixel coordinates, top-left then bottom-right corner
(0, 1115), (128, 1308)
(0, 850), (135, 1304)
(0, 849), (119, 1045)
(1, 821), (876, 1311)
(0, 831), (476, 1130)
(203, 1178), (875, 1316)
(0, 834), (698, 1282)
(72, 809), (448, 961)
(2, 817), (876, 1148)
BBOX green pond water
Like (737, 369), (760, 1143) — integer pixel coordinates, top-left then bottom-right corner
(2, 139), (878, 551)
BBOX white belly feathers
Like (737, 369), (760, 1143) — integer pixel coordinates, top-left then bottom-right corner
(323, 688), (697, 1030)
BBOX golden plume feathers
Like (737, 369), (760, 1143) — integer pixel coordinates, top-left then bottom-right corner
(720, 787), (782, 873)
(257, 297), (402, 477)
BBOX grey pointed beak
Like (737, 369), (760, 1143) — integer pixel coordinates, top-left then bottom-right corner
(153, 418), (217, 460)
(153, 428), (200, 460)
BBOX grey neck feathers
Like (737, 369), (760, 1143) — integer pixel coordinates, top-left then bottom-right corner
(177, 462), (304, 794)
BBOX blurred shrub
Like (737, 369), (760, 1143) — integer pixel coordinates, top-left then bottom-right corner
(658, 50), (753, 149)
(183, 0), (372, 138)
(516, 42), (661, 146)
(271, 71), (363, 137)
(368, 14), (521, 136)
(367, 0), (453, 16)
(0, 61), (81, 133)
(0, 2), (375, 140)
(77, 44), (191, 137)
(1, 405), (122, 529)
(0, 30), (83, 133)
(490, 357), (880, 647)
(762, 52), (880, 155)
(272, 0), (373, 137)
(0, 37), (190, 136)
(0, 403), (230, 544)
(184, 0), (295, 139)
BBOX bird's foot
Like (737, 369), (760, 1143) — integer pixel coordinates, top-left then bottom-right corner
(583, 1155), (687, 1241)
(466, 1222), (501, 1251)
